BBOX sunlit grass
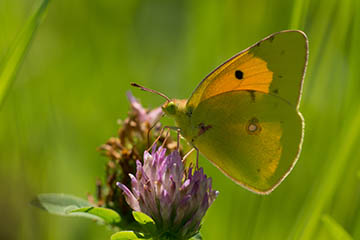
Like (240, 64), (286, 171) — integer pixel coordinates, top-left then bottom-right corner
(0, 0), (359, 239)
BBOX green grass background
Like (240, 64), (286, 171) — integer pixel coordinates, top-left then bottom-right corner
(1, 0), (359, 239)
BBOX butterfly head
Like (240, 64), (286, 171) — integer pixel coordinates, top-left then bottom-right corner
(130, 83), (187, 116)
(162, 99), (187, 116)
(130, 83), (187, 121)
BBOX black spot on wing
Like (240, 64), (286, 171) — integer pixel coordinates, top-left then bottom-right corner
(235, 70), (243, 80)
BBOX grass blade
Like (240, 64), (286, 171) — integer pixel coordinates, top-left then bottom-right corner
(291, 108), (360, 240)
(321, 215), (353, 240)
(290, 0), (310, 29)
(0, 0), (50, 109)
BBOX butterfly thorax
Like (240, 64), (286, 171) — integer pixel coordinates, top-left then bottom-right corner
(162, 99), (193, 140)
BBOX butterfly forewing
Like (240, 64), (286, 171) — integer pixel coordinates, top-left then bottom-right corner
(186, 30), (308, 110)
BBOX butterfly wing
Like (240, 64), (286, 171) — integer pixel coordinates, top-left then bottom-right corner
(189, 91), (303, 193)
(186, 30), (308, 111)
(185, 30), (308, 194)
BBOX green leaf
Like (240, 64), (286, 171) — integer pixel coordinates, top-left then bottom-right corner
(32, 194), (121, 225)
(111, 231), (146, 240)
(0, 0), (51, 108)
(70, 207), (121, 225)
(321, 215), (353, 240)
(31, 193), (92, 215)
(132, 211), (155, 225)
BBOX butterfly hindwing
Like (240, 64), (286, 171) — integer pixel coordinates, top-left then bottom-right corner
(189, 91), (303, 193)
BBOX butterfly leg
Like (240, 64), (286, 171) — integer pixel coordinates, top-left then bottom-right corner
(194, 146), (199, 169)
(182, 148), (195, 163)
(182, 147), (199, 169)
(176, 128), (181, 151)
(161, 128), (171, 148)
(146, 112), (165, 147)
(147, 127), (164, 151)
(147, 125), (181, 151)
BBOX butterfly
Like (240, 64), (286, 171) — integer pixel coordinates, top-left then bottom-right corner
(132, 30), (308, 194)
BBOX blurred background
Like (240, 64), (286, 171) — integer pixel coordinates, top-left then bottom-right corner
(1, 0), (359, 239)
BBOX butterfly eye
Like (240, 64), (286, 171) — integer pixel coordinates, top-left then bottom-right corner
(163, 101), (176, 115)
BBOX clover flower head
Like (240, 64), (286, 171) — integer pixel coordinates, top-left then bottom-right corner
(97, 92), (181, 223)
(117, 146), (219, 239)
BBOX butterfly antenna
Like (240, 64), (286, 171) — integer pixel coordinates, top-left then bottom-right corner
(131, 83), (171, 102)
